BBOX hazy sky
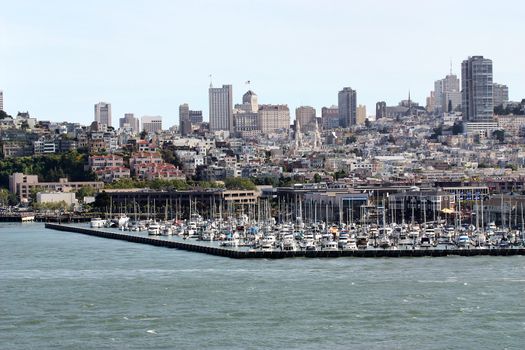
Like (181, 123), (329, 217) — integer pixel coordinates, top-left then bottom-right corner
(1, 0), (524, 126)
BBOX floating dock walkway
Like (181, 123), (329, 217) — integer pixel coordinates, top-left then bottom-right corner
(45, 223), (525, 259)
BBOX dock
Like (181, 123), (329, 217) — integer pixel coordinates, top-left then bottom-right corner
(45, 223), (525, 259)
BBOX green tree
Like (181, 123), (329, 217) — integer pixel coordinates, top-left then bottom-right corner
(313, 173), (322, 183)
(76, 186), (95, 201)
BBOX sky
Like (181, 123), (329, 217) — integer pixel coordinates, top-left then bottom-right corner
(1, 0), (524, 126)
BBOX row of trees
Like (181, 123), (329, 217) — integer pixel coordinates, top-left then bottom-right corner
(0, 151), (94, 189)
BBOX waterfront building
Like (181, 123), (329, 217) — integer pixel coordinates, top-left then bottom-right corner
(295, 106), (316, 132)
(321, 106), (339, 129)
(141, 116), (163, 133)
(94, 102), (112, 127)
(119, 113), (139, 133)
(258, 104), (290, 134)
(461, 56), (494, 123)
(209, 84), (233, 133)
(493, 83), (509, 107)
(338, 87), (357, 128)
(375, 101), (386, 119)
(356, 105), (366, 125)
(8, 173), (104, 202)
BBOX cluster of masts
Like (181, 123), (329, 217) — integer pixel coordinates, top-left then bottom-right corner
(89, 213), (524, 252)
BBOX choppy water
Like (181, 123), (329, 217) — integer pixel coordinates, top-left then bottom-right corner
(1, 223), (524, 349)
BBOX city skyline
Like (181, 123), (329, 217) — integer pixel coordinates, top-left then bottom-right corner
(1, 0), (524, 126)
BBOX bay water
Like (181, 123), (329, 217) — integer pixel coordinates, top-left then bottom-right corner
(1, 223), (524, 349)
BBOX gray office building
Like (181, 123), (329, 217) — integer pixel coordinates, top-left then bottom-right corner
(461, 56), (494, 122)
(338, 87), (357, 128)
(209, 84), (233, 133)
(94, 102), (112, 127)
(375, 101), (386, 119)
(119, 113), (139, 133)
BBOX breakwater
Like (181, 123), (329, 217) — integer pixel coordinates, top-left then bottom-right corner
(45, 223), (525, 259)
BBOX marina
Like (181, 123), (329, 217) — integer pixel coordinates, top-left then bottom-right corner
(45, 222), (525, 259)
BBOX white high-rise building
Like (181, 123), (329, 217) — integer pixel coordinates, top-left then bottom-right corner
(94, 102), (112, 127)
(258, 105), (290, 134)
(209, 84), (233, 132)
(433, 74), (461, 114)
(141, 116), (163, 133)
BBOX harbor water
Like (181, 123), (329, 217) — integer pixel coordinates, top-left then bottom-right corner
(1, 223), (524, 349)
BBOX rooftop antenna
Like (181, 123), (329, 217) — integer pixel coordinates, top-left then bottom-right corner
(450, 59), (453, 75)
(245, 80), (251, 86)
(209, 74), (213, 88)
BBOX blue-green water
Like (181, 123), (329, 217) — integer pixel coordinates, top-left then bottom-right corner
(1, 223), (524, 349)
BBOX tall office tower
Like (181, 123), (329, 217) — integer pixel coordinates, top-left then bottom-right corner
(338, 87), (357, 128)
(442, 74), (461, 112)
(258, 104), (290, 134)
(356, 105), (367, 125)
(295, 106), (316, 132)
(0, 90), (4, 111)
(242, 90), (258, 113)
(321, 106), (339, 129)
(434, 74), (461, 113)
(375, 101), (386, 119)
(493, 83), (509, 107)
(189, 110), (203, 124)
(179, 104), (190, 123)
(119, 113), (140, 133)
(209, 84), (233, 132)
(94, 102), (112, 127)
(461, 56), (494, 122)
(141, 116), (163, 133)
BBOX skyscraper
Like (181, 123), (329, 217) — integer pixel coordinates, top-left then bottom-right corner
(0, 90), (4, 111)
(94, 102), (112, 127)
(242, 90), (258, 113)
(295, 106), (316, 132)
(461, 56), (494, 123)
(119, 113), (140, 133)
(375, 101), (386, 119)
(338, 87), (357, 128)
(209, 84), (233, 133)
(493, 83), (509, 107)
(141, 116), (163, 133)
(179, 103), (190, 125)
(434, 74), (461, 113)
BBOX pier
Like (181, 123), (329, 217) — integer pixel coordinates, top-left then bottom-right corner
(45, 223), (525, 259)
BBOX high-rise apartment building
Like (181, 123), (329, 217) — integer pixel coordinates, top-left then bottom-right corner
(295, 106), (316, 132)
(258, 105), (290, 134)
(461, 56), (494, 123)
(209, 84), (233, 132)
(338, 87), (357, 128)
(356, 105), (367, 125)
(375, 101), (387, 119)
(493, 83), (509, 107)
(141, 116), (163, 133)
(94, 102), (112, 127)
(0, 90), (4, 111)
(119, 113), (140, 133)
